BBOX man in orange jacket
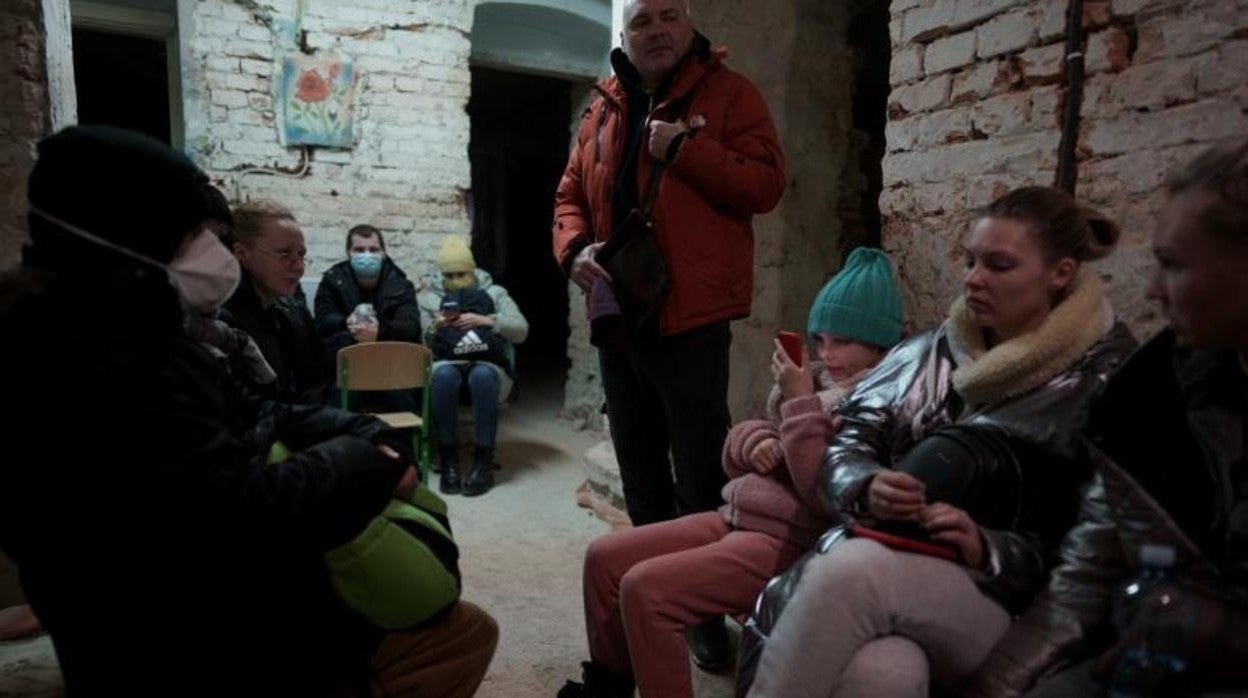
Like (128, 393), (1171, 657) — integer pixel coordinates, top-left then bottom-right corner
(552, 0), (786, 672)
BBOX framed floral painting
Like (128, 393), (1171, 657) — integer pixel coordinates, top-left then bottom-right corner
(279, 54), (356, 148)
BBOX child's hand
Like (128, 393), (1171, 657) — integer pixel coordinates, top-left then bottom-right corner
(865, 470), (926, 520)
(772, 339), (814, 399)
(749, 438), (784, 474)
(348, 318), (379, 343)
(453, 312), (494, 330)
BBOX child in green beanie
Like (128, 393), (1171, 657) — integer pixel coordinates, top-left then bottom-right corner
(561, 248), (905, 698)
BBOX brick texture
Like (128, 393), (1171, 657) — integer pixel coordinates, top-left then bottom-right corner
(0, 0), (49, 273)
(183, 0), (475, 282)
(882, 0), (1248, 336)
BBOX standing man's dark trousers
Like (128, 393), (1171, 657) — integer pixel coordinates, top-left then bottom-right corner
(599, 321), (732, 526)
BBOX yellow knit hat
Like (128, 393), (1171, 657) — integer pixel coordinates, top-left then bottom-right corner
(436, 236), (476, 274)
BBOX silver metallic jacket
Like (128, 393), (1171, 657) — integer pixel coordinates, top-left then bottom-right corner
(821, 321), (1136, 608)
(735, 320), (1136, 697)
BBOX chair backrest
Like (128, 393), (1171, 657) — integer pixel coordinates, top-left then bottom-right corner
(337, 342), (432, 392)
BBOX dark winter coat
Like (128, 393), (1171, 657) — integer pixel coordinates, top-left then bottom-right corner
(314, 257), (421, 356)
(221, 272), (332, 405)
(553, 33), (786, 336)
(0, 268), (412, 695)
(968, 330), (1248, 696)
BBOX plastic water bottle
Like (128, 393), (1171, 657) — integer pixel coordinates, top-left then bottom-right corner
(1109, 544), (1197, 697)
(348, 303), (377, 326)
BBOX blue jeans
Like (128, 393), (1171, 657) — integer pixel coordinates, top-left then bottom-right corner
(430, 363), (500, 448)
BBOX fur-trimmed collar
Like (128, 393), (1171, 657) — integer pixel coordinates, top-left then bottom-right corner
(946, 270), (1114, 406)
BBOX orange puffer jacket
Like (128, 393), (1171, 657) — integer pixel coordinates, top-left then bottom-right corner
(553, 39), (786, 336)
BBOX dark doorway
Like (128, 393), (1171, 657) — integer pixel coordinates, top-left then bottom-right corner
(468, 67), (575, 401)
(72, 28), (171, 144)
(846, 1), (892, 252)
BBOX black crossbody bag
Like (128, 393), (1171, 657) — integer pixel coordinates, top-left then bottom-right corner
(596, 92), (695, 336)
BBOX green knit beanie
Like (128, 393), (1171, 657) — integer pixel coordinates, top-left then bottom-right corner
(807, 247), (904, 349)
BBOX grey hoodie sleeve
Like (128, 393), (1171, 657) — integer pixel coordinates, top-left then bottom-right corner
(417, 289), (441, 345)
(490, 286), (529, 345)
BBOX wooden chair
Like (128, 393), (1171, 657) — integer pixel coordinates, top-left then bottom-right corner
(337, 342), (433, 481)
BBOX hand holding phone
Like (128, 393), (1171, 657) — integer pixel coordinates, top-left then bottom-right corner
(777, 331), (804, 367)
(440, 299), (462, 325)
(772, 333), (814, 399)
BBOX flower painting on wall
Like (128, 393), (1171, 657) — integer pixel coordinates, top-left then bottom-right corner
(280, 54), (356, 148)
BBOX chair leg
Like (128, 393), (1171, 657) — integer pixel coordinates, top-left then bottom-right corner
(414, 431), (429, 484)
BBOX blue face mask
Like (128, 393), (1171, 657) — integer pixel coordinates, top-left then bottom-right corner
(350, 252), (383, 278)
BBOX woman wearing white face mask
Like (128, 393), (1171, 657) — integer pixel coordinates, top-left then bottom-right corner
(183, 185), (278, 389)
(0, 126), (498, 697)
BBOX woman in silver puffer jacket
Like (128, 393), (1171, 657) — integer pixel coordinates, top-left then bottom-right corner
(738, 187), (1137, 698)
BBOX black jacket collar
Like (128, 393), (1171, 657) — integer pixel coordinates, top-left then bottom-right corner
(609, 31), (714, 97)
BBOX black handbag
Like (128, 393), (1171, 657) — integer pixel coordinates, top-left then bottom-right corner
(596, 161), (671, 336)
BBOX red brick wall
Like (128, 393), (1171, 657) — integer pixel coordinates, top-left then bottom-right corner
(0, 0), (50, 274)
(882, 0), (1248, 334)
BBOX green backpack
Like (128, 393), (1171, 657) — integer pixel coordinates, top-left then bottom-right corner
(268, 442), (462, 630)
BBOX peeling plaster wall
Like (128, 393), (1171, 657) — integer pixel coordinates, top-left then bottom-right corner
(693, 0), (862, 421)
(561, 83), (603, 427)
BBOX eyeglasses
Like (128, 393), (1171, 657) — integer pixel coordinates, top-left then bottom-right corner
(252, 244), (307, 265)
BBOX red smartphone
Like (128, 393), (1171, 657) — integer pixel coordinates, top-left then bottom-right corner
(849, 524), (960, 562)
(777, 331), (804, 366)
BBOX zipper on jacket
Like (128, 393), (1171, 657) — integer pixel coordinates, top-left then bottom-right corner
(594, 104), (608, 163)
(640, 94), (658, 180)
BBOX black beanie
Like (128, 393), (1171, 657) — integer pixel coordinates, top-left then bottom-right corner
(27, 126), (212, 269)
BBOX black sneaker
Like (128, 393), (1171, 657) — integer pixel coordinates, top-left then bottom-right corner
(462, 446), (495, 497)
(437, 446), (461, 495)
(556, 663), (633, 698)
(687, 615), (733, 672)
(556, 680), (589, 698)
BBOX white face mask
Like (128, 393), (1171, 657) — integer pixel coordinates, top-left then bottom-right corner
(30, 207), (241, 314)
(167, 229), (242, 313)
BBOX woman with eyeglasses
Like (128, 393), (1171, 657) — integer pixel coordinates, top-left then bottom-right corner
(220, 199), (333, 404)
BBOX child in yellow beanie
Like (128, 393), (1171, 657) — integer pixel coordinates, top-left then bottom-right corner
(436, 236), (477, 291)
(418, 235), (530, 496)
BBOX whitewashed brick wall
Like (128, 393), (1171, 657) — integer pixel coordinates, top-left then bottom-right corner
(883, 0), (1248, 334)
(181, 0), (476, 283)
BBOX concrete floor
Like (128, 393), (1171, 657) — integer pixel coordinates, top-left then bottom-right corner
(0, 376), (736, 697)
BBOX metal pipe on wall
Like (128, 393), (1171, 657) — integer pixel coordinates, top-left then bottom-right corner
(1056, 0), (1086, 194)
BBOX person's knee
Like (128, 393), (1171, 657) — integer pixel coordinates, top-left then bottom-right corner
(584, 535), (625, 589)
(618, 558), (666, 617)
(467, 365), (499, 393)
(454, 601), (499, 662)
(803, 539), (892, 604)
(836, 636), (928, 698)
(431, 365), (461, 390)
